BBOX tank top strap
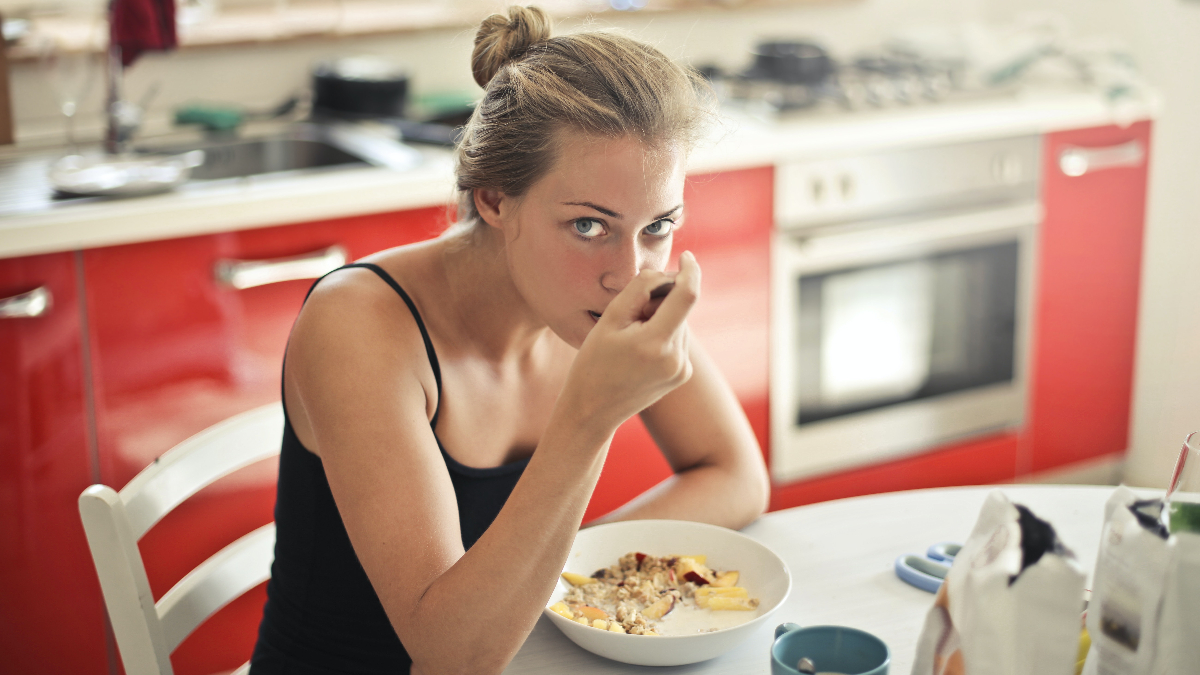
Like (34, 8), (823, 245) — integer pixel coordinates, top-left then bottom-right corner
(314, 262), (444, 429)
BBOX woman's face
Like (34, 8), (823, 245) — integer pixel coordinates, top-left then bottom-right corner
(486, 132), (687, 348)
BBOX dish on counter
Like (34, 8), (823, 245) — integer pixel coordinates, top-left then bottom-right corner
(544, 519), (791, 667)
(48, 151), (205, 197)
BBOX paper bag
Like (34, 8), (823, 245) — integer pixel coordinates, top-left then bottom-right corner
(911, 490), (1087, 675)
(1081, 485), (1200, 675)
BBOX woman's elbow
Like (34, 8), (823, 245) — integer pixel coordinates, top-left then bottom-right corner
(746, 461), (771, 523)
(729, 452), (770, 528)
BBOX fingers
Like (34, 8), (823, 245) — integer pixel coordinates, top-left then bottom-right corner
(644, 251), (701, 338)
(601, 268), (676, 326)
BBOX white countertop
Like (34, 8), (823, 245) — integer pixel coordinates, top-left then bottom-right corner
(0, 86), (1156, 261)
(503, 484), (1131, 675)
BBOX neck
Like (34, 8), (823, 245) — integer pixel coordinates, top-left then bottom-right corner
(439, 225), (553, 362)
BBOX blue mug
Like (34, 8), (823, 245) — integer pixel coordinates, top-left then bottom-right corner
(771, 623), (890, 675)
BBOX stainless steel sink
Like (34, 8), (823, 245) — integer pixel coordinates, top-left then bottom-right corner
(0, 123), (426, 216)
(137, 123), (423, 181)
(169, 136), (364, 181)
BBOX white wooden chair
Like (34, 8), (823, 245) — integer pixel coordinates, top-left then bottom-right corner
(79, 403), (284, 675)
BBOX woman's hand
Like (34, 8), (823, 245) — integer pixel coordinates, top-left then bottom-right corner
(559, 251), (701, 435)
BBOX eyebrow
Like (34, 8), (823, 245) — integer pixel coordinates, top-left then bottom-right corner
(563, 202), (683, 221)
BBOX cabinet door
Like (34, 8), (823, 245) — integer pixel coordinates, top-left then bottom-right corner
(584, 167), (774, 521)
(83, 207), (444, 675)
(0, 253), (109, 675)
(1023, 121), (1151, 473)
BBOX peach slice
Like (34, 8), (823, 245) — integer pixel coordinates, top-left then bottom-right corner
(591, 619), (608, 630)
(549, 602), (575, 620)
(675, 557), (715, 585)
(676, 555), (707, 566)
(574, 616), (589, 625)
(706, 596), (760, 611)
(711, 571), (739, 588)
(607, 622), (626, 633)
(695, 586), (748, 608)
(574, 605), (609, 622)
(561, 572), (597, 587)
(641, 595), (676, 620)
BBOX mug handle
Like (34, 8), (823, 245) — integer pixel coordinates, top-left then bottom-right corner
(775, 622), (804, 639)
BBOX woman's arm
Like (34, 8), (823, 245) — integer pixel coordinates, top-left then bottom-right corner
(286, 259), (700, 675)
(590, 340), (771, 530)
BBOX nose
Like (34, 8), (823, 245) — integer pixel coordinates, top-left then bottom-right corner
(599, 236), (643, 294)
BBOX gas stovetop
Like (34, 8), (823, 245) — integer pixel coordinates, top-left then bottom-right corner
(713, 52), (1013, 117)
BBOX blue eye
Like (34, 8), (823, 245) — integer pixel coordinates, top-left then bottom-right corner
(644, 219), (674, 236)
(574, 218), (603, 238)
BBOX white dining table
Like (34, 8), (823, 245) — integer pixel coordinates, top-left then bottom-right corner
(503, 484), (1135, 675)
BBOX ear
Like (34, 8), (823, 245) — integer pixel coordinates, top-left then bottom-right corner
(473, 188), (507, 230)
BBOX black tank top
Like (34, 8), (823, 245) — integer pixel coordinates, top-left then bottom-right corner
(250, 263), (530, 675)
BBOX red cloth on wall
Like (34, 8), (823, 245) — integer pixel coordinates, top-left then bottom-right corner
(109, 0), (177, 68)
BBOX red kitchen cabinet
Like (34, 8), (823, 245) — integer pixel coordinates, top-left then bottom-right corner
(1020, 121), (1152, 474)
(770, 432), (1020, 510)
(82, 207), (445, 675)
(584, 166), (774, 522)
(0, 253), (109, 675)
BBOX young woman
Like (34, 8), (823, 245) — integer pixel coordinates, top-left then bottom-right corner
(250, 6), (769, 674)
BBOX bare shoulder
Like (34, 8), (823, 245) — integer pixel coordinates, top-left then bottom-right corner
(285, 244), (444, 455)
(282, 243), (470, 601)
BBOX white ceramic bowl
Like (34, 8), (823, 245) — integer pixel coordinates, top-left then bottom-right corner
(543, 519), (792, 666)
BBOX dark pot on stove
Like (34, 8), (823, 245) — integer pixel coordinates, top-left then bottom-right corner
(751, 41), (833, 85)
(311, 56), (410, 118)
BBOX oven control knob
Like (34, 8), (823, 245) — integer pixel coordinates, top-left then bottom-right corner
(991, 154), (1023, 185)
(839, 174), (855, 200)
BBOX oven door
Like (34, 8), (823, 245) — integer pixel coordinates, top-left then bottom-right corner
(770, 201), (1039, 483)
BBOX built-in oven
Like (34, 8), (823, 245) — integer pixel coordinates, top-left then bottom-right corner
(770, 135), (1042, 483)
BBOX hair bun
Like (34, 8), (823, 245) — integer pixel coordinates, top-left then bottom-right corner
(471, 5), (552, 88)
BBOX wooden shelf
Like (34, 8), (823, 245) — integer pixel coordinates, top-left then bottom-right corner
(5, 0), (839, 61)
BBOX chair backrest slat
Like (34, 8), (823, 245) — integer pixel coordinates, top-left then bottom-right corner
(79, 401), (284, 675)
(122, 404), (284, 538)
(79, 485), (174, 675)
(158, 523), (276, 652)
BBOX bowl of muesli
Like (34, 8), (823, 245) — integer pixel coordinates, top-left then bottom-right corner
(543, 519), (792, 666)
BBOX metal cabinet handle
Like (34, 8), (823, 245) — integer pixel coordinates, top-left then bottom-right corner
(215, 245), (348, 290)
(0, 286), (53, 319)
(1059, 140), (1145, 177)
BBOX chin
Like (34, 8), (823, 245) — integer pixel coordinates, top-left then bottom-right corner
(543, 317), (588, 350)
(567, 328), (590, 350)
(567, 320), (594, 350)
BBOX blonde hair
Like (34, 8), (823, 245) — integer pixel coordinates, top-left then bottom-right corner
(454, 5), (713, 227)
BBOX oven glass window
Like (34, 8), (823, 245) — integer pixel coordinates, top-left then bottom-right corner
(795, 241), (1019, 425)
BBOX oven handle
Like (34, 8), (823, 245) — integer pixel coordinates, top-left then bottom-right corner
(778, 202), (1039, 273)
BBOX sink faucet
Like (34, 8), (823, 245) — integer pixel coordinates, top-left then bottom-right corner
(104, 45), (143, 154)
